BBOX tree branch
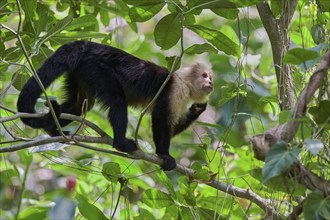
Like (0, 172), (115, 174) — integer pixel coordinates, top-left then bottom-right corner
(1, 112), (281, 218)
(257, 0), (298, 110)
(251, 51), (330, 194)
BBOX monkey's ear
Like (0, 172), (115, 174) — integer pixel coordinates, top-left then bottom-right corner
(192, 63), (201, 69)
(190, 63), (202, 74)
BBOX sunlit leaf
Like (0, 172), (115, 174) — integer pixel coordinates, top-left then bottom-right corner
(185, 43), (218, 55)
(154, 13), (181, 50)
(129, 2), (165, 22)
(278, 110), (290, 124)
(188, 25), (240, 57)
(102, 162), (121, 183)
(65, 15), (98, 31)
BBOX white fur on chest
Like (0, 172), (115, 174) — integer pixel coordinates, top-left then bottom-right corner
(168, 74), (192, 126)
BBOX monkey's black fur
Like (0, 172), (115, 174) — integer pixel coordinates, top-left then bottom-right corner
(17, 41), (208, 170)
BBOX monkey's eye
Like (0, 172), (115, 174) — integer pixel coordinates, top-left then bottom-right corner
(202, 72), (208, 78)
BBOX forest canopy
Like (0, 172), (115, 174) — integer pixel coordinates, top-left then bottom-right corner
(0, 0), (329, 219)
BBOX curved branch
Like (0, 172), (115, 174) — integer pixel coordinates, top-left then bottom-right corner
(251, 52), (330, 195)
(1, 115), (280, 218)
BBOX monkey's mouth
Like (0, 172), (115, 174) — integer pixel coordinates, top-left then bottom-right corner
(203, 85), (213, 92)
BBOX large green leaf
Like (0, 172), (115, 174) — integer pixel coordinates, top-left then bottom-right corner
(303, 191), (330, 220)
(102, 162), (121, 183)
(133, 208), (156, 220)
(65, 15), (98, 31)
(129, 2), (165, 22)
(284, 48), (318, 65)
(188, 25), (240, 57)
(189, 0), (262, 9)
(124, 0), (164, 6)
(211, 8), (239, 19)
(53, 31), (109, 39)
(142, 188), (174, 208)
(36, 15), (73, 49)
(77, 194), (108, 220)
(250, 168), (306, 195)
(185, 43), (218, 54)
(262, 141), (300, 182)
(20, 0), (37, 33)
(309, 100), (330, 129)
(154, 13), (181, 50)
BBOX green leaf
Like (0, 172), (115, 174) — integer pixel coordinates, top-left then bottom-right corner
(166, 55), (181, 71)
(284, 48), (318, 65)
(262, 141), (301, 182)
(258, 96), (278, 116)
(192, 168), (210, 181)
(154, 13), (181, 50)
(311, 25), (325, 45)
(192, 0), (262, 9)
(180, 207), (195, 220)
(133, 208), (156, 220)
(270, 0), (281, 18)
(318, 0), (330, 12)
(211, 8), (239, 19)
(20, 0), (37, 32)
(309, 100), (330, 128)
(188, 25), (240, 57)
(18, 207), (47, 220)
(12, 71), (30, 91)
(178, 176), (197, 206)
(99, 8), (110, 26)
(124, 0), (164, 6)
(102, 162), (121, 183)
(37, 15), (73, 48)
(197, 208), (217, 220)
(65, 15), (98, 31)
(185, 43), (218, 55)
(250, 168), (306, 195)
(278, 110), (290, 124)
(54, 31), (109, 39)
(77, 194), (108, 220)
(157, 172), (176, 198)
(303, 191), (330, 220)
(128, 2), (165, 22)
(142, 188), (174, 208)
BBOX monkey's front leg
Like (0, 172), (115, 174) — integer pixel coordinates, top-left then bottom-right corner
(152, 112), (176, 171)
(173, 103), (207, 136)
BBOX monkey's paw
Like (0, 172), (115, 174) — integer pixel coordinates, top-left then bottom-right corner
(158, 154), (177, 171)
(189, 103), (207, 117)
(115, 139), (138, 153)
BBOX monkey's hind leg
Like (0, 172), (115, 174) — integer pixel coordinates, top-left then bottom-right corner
(44, 79), (91, 136)
(103, 93), (137, 153)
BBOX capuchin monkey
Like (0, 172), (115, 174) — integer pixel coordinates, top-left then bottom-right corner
(17, 41), (213, 170)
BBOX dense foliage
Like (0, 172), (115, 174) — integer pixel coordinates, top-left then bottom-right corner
(0, 0), (329, 219)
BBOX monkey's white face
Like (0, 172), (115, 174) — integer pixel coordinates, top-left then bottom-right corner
(200, 70), (213, 93)
(179, 63), (213, 103)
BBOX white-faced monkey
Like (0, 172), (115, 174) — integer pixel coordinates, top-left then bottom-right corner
(17, 41), (213, 170)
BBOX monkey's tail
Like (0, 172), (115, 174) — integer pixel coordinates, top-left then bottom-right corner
(17, 41), (85, 129)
